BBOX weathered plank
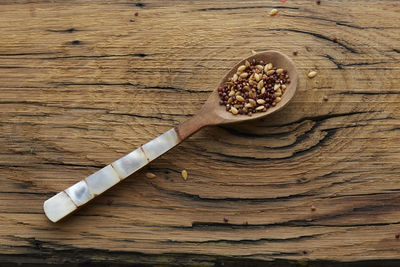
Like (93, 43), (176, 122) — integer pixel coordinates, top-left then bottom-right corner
(0, 0), (400, 265)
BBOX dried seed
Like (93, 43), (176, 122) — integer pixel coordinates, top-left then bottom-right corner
(223, 217), (229, 223)
(293, 50), (298, 56)
(254, 73), (260, 82)
(281, 84), (287, 90)
(146, 172), (156, 179)
(261, 87), (266, 94)
(269, 9), (278, 16)
(276, 68), (284, 74)
(257, 80), (264, 90)
(229, 90), (235, 97)
(227, 97), (233, 104)
(256, 106), (265, 111)
(256, 65), (264, 70)
(264, 63), (273, 72)
(181, 170), (188, 180)
(244, 85), (250, 91)
(396, 233), (400, 239)
(245, 60), (250, 67)
(308, 71), (317, 78)
(256, 99), (265, 105)
(240, 72), (248, 78)
(275, 91), (282, 97)
(245, 103), (252, 108)
(274, 84), (281, 91)
(232, 74), (238, 82)
(266, 69), (275, 75)
(230, 107), (238, 115)
(249, 99), (256, 106)
(236, 95), (245, 102)
(323, 95), (328, 101)
(251, 50), (257, 55)
(275, 97), (282, 103)
(311, 205), (316, 211)
(237, 65), (247, 72)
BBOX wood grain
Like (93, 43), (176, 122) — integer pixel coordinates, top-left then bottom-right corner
(1, 0), (400, 265)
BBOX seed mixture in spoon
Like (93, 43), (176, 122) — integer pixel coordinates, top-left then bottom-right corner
(218, 59), (290, 116)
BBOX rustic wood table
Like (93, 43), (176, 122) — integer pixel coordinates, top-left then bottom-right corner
(1, 0), (400, 266)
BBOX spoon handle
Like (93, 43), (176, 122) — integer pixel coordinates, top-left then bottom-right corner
(43, 116), (206, 223)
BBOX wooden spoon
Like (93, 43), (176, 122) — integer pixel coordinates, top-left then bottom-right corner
(44, 50), (298, 222)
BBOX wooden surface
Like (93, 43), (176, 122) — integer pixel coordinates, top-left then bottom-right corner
(1, 0), (400, 265)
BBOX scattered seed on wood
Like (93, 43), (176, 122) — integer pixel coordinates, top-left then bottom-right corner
(243, 221), (248, 226)
(316, 0), (321, 4)
(223, 217), (229, 223)
(323, 95), (328, 101)
(181, 170), (188, 180)
(218, 59), (289, 116)
(308, 71), (317, 78)
(269, 9), (278, 16)
(106, 199), (113, 205)
(293, 50), (298, 56)
(251, 50), (257, 55)
(333, 36), (338, 43)
(146, 172), (156, 179)
(311, 205), (316, 211)
(396, 233), (400, 239)
(134, 12), (139, 16)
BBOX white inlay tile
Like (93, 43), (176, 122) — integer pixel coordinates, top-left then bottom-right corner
(65, 180), (93, 207)
(141, 128), (178, 161)
(111, 147), (148, 179)
(85, 165), (120, 195)
(43, 191), (77, 223)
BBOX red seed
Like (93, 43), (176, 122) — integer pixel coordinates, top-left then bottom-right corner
(107, 199), (113, 205)
(134, 12), (139, 16)
(311, 205), (316, 211)
(323, 95), (328, 101)
(333, 37), (338, 42)
(316, 0), (321, 4)
(243, 221), (248, 226)
(223, 217), (229, 223)
(396, 233), (400, 239)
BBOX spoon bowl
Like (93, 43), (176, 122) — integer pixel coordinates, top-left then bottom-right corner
(43, 50), (298, 223)
(201, 50), (299, 125)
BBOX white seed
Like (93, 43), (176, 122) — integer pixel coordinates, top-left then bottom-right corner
(254, 73), (260, 82)
(244, 85), (250, 91)
(230, 107), (238, 115)
(249, 99), (256, 106)
(256, 106), (265, 111)
(275, 97), (282, 103)
(308, 71), (317, 78)
(267, 70), (275, 75)
(245, 103), (252, 108)
(256, 65), (264, 70)
(264, 63), (273, 72)
(181, 170), (188, 180)
(245, 60), (250, 67)
(236, 95), (245, 102)
(240, 72), (248, 78)
(257, 80), (264, 90)
(269, 9), (278, 16)
(146, 172), (156, 179)
(275, 91), (282, 97)
(276, 68), (284, 74)
(281, 84), (287, 90)
(257, 99), (265, 105)
(261, 87), (266, 94)
(237, 65), (247, 72)
(232, 74), (238, 82)
(251, 50), (257, 55)
(228, 97), (233, 104)
(274, 84), (281, 91)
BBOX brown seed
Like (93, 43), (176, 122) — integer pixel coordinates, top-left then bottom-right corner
(146, 172), (156, 179)
(269, 9), (278, 16)
(311, 205), (316, 211)
(323, 95), (328, 101)
(223, 217), (229, 223)
(396, 233), (400, 239)
(293, 50), (298, 56)
(181, 170), (188, 180)
(308, 71), (317, 78)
